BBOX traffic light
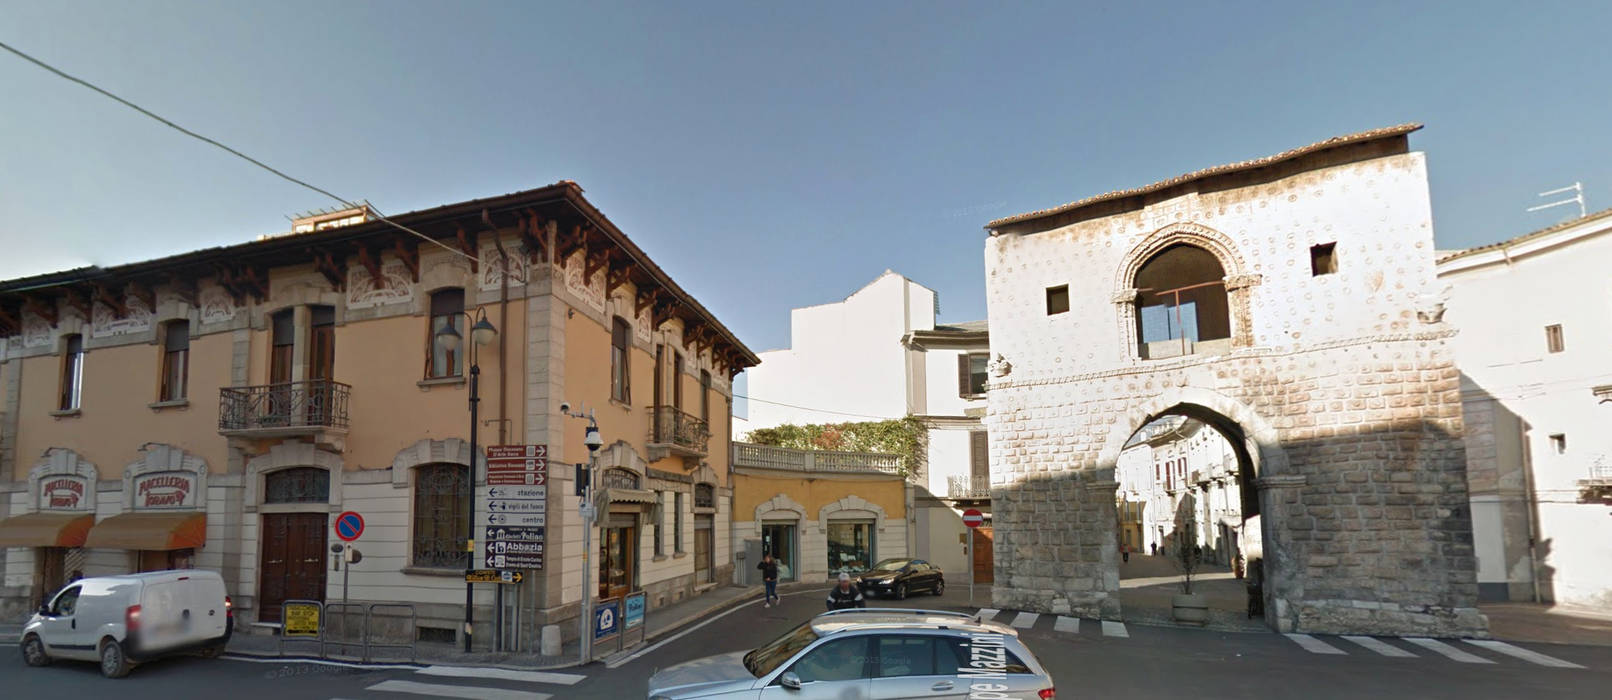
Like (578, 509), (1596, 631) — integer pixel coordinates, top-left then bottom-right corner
(575, 463), (590, 497)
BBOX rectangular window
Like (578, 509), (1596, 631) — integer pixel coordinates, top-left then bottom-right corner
(611, 317), (632, 402)
(270, 309), (294, 384)
(160, 321), (190, 401)
(1046, 285), (1070, 315)
(1545, 324), (1564, 354)
(428, 289), (464, 378)
(653, 492), (664, 556)
(1549, 434), (1566, 455)
(674, 492), (685, 553)
(1310, 242), (1338, 276)
(957, 353), (989, 397)
(826, 520), (874, 575)
(59, 334), (84, 410)
(699, 370), (711, 423)
(672, 352), (684, 409)
(412, 464), (469, 568)
(970, 431), (989, 481)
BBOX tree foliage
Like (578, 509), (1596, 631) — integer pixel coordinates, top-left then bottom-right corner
(746, 416), (927, 477)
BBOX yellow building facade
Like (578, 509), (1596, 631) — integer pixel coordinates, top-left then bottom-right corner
(0, 183), (757, 648)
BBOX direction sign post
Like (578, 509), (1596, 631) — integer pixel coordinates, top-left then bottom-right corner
(482, 445), (547, 653)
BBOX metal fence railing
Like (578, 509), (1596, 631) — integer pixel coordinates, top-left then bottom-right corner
(219, 379), (351, 432)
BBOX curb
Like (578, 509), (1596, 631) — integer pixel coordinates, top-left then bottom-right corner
(640, 585), (763, 646)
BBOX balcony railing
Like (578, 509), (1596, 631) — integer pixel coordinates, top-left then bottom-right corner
(947, 475), (991, 499)
(734, 442), (903, 476)
(650, 406), (710, 457)
(219, 380), (351, 433)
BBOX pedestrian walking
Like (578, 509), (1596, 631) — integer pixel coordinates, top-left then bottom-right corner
(1150, 542), (1157, 556)
(757, 553), (781, 607)
(826, 573), (866, 610)
(1121, 542), (1130, 563)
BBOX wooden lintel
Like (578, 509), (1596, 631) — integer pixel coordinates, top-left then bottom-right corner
(94, 282), (128, 319)
(22, 295), (58, 326)
(557, 224), (584, 265)
(653, 299), (682, 330)
(355, 246), (385, 286)
(392, 239), (420, 282)
(169, 274), (199, 307)
(520, 208), (547, 262)
(312, 249), (346, 291)
(63, 288), (93, 319)
(455, 226), (480, 273)
(126, 281), (156, 312)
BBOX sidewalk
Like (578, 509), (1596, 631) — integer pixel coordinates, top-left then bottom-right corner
(1480, 602), (1612, 647)
(223, 582), (764, 669)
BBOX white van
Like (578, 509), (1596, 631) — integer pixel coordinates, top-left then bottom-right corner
(19, 569), (233, 677)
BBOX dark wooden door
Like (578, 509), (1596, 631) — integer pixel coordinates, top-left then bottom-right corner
(694, 517), (713, 584)
(309, 307), (335, 425)
(259, 513), (328, 623)
(971, 526), (994, 584)
(599, 523), (636, 600)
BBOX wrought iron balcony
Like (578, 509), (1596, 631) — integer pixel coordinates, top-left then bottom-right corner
(219, 380), (351, 437)
(650, 406), (710, 458)
(947, 475), (991, 499)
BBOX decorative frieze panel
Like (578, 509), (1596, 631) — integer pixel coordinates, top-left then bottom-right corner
(562, 249), (607, 314)
(479, 244), (529, 290)
(21, 312), (52, 349)
(91, 296), (152, 338)
(198, 283), (238, 324)
(346, 260), (415, 309)
(635, 301), (653, 344)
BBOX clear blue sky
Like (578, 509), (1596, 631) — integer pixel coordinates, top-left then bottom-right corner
(2, 0), (1608, 362)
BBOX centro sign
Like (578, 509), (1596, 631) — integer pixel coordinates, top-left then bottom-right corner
(134, 472), (197, 509)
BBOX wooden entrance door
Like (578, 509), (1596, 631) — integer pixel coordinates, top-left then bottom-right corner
(34, 546), (65, 609)
(308, 306), (336, 425)
(259, 513), (328, 623)
(599, 518), (636, 600)
(971, 526), (994, 584)
(694, 515), (713, 584)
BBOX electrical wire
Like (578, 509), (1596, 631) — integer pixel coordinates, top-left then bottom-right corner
(730, 393), (898, 421)
(0, 39), (475, 262)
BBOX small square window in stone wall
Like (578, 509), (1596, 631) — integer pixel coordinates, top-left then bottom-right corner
(1310, 242), (1338, 276)
(1046, 285), (1070, 315)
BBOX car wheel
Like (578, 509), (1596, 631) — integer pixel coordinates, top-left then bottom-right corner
(198, 645), (224, 659)
(21, 635), (50, 667)
(895, 583), (908, 600)
(99, 639), (131, 678)
(933, 579), (945, 596)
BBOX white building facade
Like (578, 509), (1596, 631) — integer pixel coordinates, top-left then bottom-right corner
(1439, 209), (1612, 611)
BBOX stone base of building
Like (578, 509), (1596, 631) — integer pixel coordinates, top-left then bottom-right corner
(1291, 599), (1489, 638)
(991, 585), (1122, 619)
(1, 584), (35, 623)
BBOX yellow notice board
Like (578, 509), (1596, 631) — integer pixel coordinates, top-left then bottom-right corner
(283, 602), (321, 637)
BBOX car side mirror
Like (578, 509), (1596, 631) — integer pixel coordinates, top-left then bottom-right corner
(37, 605), (50, 616)
(780, 672), (802, 690)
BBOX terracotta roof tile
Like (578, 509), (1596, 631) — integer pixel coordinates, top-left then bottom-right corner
(1436, 206), (1612, 265)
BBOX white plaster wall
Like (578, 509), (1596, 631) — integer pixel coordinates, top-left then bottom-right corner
(1441, 225), (1612, 609)
(925, 428), (974, 496)
(744, 273), (936, 430)
(922, 348), (988, 417)
(986, 152), (1442, 382)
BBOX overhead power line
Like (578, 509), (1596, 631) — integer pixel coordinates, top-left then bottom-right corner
(731, 393), (899, 421)
(0, 39), (474, 261)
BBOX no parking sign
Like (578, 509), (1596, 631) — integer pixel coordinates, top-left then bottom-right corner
(334, 511), (365, 542)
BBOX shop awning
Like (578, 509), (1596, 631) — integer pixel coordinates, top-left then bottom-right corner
(0, 512), (95, 548)
(604, 488), (657, 505)
(84, 512), (206, 550)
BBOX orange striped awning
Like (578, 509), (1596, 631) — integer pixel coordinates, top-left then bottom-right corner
(85, 511), (207, 550)
(0, 512), (95, 548)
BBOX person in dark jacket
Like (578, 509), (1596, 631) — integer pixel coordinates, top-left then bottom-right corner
(757, 553), (780, 607)
(826, 573), (865, 610)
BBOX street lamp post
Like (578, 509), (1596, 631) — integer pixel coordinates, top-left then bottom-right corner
(436, 307), (498, 653)
(561, 404), (602, 661)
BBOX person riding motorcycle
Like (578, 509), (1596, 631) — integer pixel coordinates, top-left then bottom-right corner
(826, 572), (866, 610)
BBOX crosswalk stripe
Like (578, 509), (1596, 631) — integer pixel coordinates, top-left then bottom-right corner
(976, 608), (1000, 621)
(1464, 640), (1586, 669)
(1341, 636), (1417, 657)
(416, 666), (587, 685)
(1401, 638), (1494, 664)
(365, 680), (552, 700)
(1010, 612), (1039, 628)
(1053, 616), (1080, 634)
(1101, 620), (1129, 638)
(1284, 633), (1347, 655)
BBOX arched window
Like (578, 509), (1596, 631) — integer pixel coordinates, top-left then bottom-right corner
(602, 468), (640, 490)
(264, 467), (330, 504)
(1134, 244), (1231, 359)
(412, 463), (469, 568)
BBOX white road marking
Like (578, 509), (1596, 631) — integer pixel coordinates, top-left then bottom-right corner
(1341, 636), (1417, 657)
(415, 666), (588, 684)
(221, 655), (421, 670)
(1464, 640), (1585, 669)
(365, 680), (550, 700)
(1401, 638), (1494, 664)
(976, 608), (1000, 621)
(1284, 633), (1347, 655)
(605, 587), (825, 669)
(1053, 616), (1080, 634)
(1010, 612), (1039, 628)
(1101, 621), (1129, 638)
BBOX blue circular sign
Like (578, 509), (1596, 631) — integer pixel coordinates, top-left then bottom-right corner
(335, 511), (365, 542)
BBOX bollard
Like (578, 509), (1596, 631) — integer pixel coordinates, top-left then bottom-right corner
(540, 624), (562, 656)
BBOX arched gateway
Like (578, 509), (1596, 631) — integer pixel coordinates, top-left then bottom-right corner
(980, 125), (1486, 636)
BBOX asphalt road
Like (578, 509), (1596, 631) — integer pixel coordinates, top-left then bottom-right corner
(5, 584), (1608, 699)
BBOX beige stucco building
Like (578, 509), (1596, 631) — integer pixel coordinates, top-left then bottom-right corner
(0, 183), (758, 649)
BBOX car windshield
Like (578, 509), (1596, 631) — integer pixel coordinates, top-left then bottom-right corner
(743, 620), (819, 677)
(870, 558), (911, 571)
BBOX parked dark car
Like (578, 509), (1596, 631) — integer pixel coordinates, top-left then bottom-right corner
(854, 558), (944, 599)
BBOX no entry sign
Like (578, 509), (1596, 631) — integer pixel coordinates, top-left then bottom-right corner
(334, 511), (365, 541)
(962, 509), (984, 529)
